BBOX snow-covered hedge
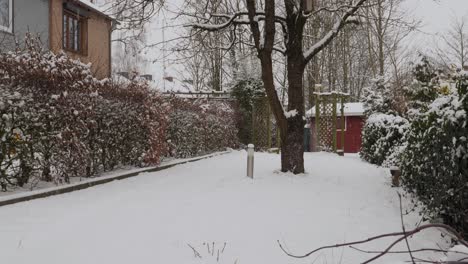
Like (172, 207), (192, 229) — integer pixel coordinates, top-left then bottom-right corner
(360, 58), (468, 235)
(0, 37), (240, 190)
(360, 113), (409, 166)
(167, 98), (239, 158)
(401, 74), (468, 235)
(0, 37), (170, 190)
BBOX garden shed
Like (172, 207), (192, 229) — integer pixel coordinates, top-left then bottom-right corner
(307, 102), (365, 153)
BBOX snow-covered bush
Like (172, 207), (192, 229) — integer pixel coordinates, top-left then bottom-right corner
(401, 73), (468, 235)
(360, 113), (409, 166)
(360, 78), (409, 166)
(361, 58), (441, 167)
(0, 87), (35, 190)
(167, 98), (238, 158)
(0, 36), (169, 189)
(361, 77), (398, 116)
(404, 56), (440, 116)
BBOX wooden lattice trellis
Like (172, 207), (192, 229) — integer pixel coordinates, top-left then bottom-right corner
(252, 97), (280, 151)
(314, 92), (348, 153)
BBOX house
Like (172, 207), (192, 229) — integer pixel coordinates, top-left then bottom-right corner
(307, 102), (365, 153)
(0, 0), (114, 79)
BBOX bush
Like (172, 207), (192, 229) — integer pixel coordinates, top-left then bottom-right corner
(231, 78), (264, 145)
(360, 58), (439, 167)
(401, 73), (468, 235)
(0, 36), (169, 189)
(0, 36), (240, 191)
(360, 78), (408, 166)
(167, 98), (239, 158)
(360, 113), (409, 166)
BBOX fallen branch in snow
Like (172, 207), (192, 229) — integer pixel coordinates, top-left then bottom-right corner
(278, 193), (468, 263)
(278, 223), (468, 263)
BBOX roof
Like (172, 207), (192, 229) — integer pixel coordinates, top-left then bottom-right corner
(307, 102), (365, 117)
(74, 0), (115, 20)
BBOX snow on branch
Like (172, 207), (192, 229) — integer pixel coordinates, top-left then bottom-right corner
(187, 12), (287, 36)
(304, 0), (369, 63)
(189, 14), (241, 32)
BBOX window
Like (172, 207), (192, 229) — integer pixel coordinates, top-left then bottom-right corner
(336, 116), (347, 131)
(0, 0), (12, 33)
(63, 11), (85, 54)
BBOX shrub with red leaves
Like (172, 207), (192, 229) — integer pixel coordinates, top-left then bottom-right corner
(0, 35), (239, 191)
(0, 35), (169, 189)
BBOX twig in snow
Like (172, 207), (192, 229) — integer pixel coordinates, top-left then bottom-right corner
(399, 192), (416, 264)
(222, 242), (227, 253)
(187, 243), (202, 258)
(349, 246), (468, 255)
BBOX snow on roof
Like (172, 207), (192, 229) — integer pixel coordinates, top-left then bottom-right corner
(306, 102), (365, 117)
(75, 0), (115, 20)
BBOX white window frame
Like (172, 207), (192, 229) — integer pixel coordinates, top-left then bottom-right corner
(336, 116), (347, 132)
(0, 0), (12, 33)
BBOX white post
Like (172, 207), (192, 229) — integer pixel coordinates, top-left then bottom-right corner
(247, 144), (254, 178)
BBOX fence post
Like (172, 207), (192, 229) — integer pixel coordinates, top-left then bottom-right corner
(276, 129), (281, 154)
(315, 94), (320, 151)
(341, 95), (346, 154)
(252, 101), (256, 146)
(390, 166), (401, 187)
(332, 94), (337, 152)
(267, 99), (272, 149)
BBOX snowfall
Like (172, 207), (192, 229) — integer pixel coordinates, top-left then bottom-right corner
(0, 151), (462, 263)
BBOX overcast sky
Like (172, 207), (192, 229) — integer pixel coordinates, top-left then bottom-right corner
(406, 0), (468, 34)
(142, 0), (468, 89)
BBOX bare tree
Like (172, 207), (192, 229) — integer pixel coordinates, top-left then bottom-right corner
(435, 15), (468, 70)
(189, 0), (370, 173)
(99, 0), (418, 173)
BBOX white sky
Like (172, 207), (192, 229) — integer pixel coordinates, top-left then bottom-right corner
(406, 0), (468, 34)
(142, 0), (468, 89)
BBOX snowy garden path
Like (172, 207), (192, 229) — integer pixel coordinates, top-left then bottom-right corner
(0, 151), (444, 264)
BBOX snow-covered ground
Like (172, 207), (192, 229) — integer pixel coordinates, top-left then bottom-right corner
(0, 153), (224, 199)
(0, 151), (451, 263)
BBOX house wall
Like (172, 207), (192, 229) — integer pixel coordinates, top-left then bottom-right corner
(50, 0), (112, 79)
(310, 116), (364, 153)
(0, 0), (49, 51)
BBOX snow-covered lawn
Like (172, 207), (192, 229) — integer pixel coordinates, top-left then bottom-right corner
(0, 151), (447, 263)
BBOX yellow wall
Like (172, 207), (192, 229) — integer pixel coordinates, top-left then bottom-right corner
(50, 0), (112, 79)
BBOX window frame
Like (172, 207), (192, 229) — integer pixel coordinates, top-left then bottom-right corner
(336, 116), (347, 132)
(62, 9), (86, 55)
(0, 0), (13, 33)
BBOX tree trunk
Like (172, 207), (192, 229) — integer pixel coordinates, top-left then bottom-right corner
(281, 117), (305, 174)
(281, 53), (306, 174)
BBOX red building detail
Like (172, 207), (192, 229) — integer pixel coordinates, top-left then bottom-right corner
(308, 103), (365, 153)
